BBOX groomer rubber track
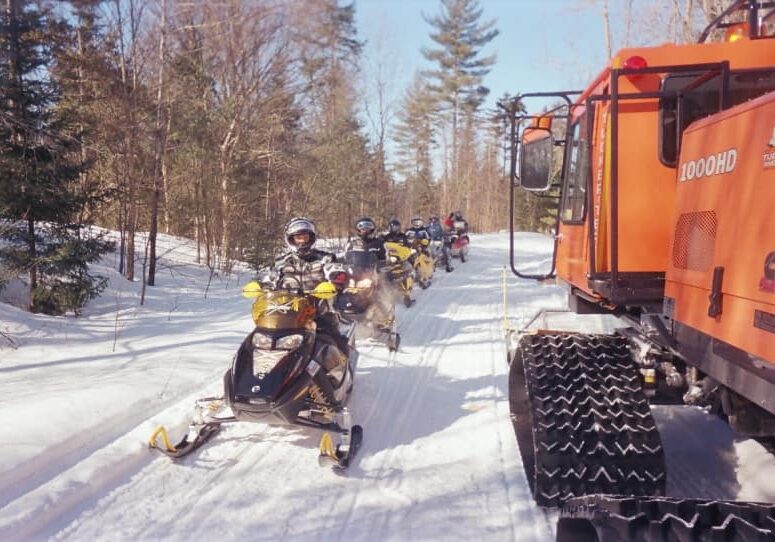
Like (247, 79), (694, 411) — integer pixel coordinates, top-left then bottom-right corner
(556, 494), (775, 541)
(508, 333), (666, 507)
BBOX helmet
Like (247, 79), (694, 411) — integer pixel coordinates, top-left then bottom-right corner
(355, 217), (376, 239)
(284, 216), (317, 253)
(410, 216), (424, 228)
(429, 215), (439, 223)
(454, 210), (463, 220)
(388, 219), (401, 234)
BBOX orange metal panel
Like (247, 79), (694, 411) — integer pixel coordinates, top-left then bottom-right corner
(667, 92), (775, 364)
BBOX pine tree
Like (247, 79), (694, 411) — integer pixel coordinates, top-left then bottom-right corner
(293, 0), (373, 236)
(393, 74), (438, 220)
(0, 0), (112, 314)
(422, 0), (498, 199)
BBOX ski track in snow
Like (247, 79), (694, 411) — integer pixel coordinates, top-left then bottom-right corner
(1, 232), (774, 541)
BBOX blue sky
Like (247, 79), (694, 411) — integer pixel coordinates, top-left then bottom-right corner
(355, 0), (612, 115)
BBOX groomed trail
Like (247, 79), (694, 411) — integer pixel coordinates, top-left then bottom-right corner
(1, 233), (774, 541)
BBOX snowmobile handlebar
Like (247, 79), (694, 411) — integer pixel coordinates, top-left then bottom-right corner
(242, 280), (339, 301)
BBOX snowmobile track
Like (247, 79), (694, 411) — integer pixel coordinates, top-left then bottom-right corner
(509, 333), (666, 507)
(556, 494), (775, 541)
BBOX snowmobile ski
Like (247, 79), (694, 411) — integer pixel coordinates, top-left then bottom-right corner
(387, 332), (400, 352)
(318, 424), (363, 469)
(148, 422), (222, 459)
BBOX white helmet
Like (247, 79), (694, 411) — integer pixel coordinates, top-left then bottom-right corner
(284, 217), (317, 253)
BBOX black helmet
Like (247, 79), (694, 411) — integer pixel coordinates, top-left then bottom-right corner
(410, 216), (424, 228)
(388, 219), (401, 234)
(454, 210), (463, 220)
(355, 217), (376, 239)
(429, 215), (439, 223)
(284, 216), (317, 253)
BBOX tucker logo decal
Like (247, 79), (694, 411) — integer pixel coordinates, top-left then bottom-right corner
(679, 149), (736, 181)
(763, 125), (775, 169)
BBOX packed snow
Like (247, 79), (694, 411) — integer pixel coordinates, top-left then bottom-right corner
(1, 232), (774, 541)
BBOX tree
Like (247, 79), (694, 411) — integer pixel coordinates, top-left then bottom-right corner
(292, 0), (375, 237)
(422, 0), (498, 207)
(0, 0), (112, 314)
(393, 73), (437, 220)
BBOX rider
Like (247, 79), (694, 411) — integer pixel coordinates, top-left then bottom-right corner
(426, 215), (444, 241)
(274, 217), (350, 382)
(346, 217), (385, 260)
(406, 216), (431, 256)
(427, 214), (453, 272)
(443, 212), (455, 231)
(344, 217), (396, 331)
(452, 210), (469, 234)
(383, 218), (408, 245)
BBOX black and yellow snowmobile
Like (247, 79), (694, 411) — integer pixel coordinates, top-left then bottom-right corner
(149, 279), (362, 469)
(383, 241), (416, 308)
(406, 232), (434, 289)
(334, 249), (400, 351)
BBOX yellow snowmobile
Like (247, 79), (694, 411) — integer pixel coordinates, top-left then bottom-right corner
(149, 279), (362, 469)
(407, 233), (434, 289)
(383, 241), (415, 307)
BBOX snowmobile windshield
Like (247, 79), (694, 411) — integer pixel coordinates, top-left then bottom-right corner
(250, 290), (317, 329)
(345, 250), (378, 270)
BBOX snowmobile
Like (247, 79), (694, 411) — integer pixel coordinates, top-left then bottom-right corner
(334, 248), (400, 352)
(407, 232), (434, 289)
(430, 235), (454, 273)
(148, 279), (362, 469)
(383, 241), (416, 307)
(449, 221), (470, 262)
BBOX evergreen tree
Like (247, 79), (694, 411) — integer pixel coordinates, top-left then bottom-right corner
(0, 0), (112, 314)
(393, 73), (438, 219)
(422, 0), (498, 193)
(294, 0), (373, 235)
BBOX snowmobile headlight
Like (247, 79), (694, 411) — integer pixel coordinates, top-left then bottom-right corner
(355, 278), (373, 288)
(252, 332), (273, 350)
(389, 256), (398, 263)
(275, 333), (304, 351)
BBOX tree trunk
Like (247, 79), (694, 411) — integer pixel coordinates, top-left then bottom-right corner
(148, 0), (167, 287)
(27, 216), (37, 302)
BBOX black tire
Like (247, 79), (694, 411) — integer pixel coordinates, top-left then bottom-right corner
(403, 296), (413, 308)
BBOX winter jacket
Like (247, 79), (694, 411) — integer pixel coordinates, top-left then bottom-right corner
(427, 222), (444, 240)
(405, 227), (430, 241)
(345, 235), (386, 261)
(274, 248), (337, 291)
